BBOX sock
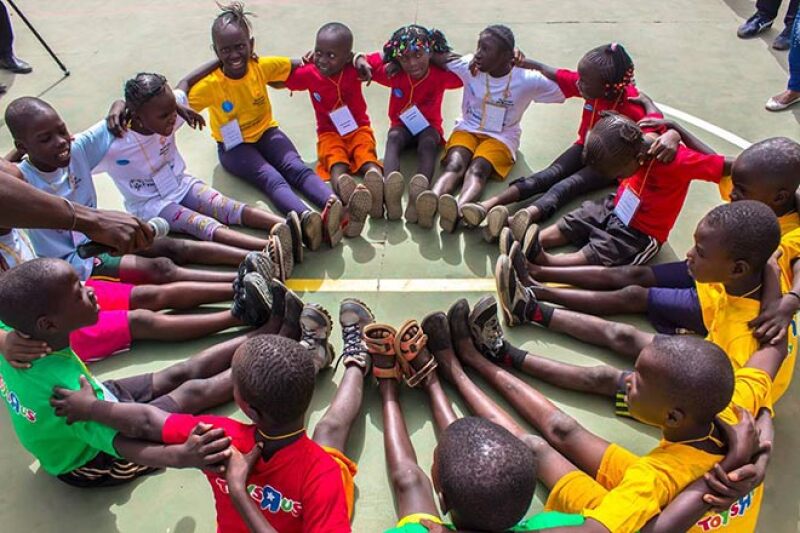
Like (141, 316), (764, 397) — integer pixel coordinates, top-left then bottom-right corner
(528, 301), (554, 327)
(501, 342), (527, 369)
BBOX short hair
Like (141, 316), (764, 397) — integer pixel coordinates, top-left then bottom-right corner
(124, 73), (168, 110)
(649, 335), (734, 422)
(317, 22), (353, 47)
(4, 96), (56, 140)
(701, 200), (780, 270)
(735, 137), (800, 191)
(481, 24), (515, 54)
(232, 335), (315, 425)
(583, 111), (644, 171)
(212, 1), (254, 38)
(438, 417), (536, 531)
(582, 43), (635, 97)
(0, 258), (73, 335)
(382, 24), (451, 63)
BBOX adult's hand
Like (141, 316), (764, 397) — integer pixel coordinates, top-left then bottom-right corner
(74, 205), (154, 255)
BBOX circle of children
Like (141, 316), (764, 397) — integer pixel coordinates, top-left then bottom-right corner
(0, 2), (795, 532)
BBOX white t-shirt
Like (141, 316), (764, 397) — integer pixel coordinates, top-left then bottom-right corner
(94, 89), (200, 220)
(446, 54), (565, 157)
(0, 229), (36, 271)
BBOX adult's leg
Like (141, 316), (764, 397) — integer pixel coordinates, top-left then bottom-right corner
(140, 237), (247, 267)
(218, 141), (311, 215)
(128, 309), (241, 341)
(383, 126), (414, 177)
(118, 255), (236, 285)
(0, 2), (12, 58)
(756, 0), (782, 20)
(784, 0), (799, 27)
(456, 157), (493, 206)
(415, 128), (443, 180)
(431, 146), (472, 196)
(525, 166), (611, 223)
(130, 282), (233, 311)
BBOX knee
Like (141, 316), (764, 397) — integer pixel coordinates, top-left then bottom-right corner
(131, 287), (165, 310)
(582, 365), (620, 392)
(417, 133), (440, 152)
(608, 321), (640, 348)
(468, 158), (493, 178)
(128, 309), (158, 334)
(545, 410), (581, 446)
(615, 266), (653, 287)
(312, 417), (343, 442)
(618, 285), (649, 306)
(390, 463), (431, 497)
(146, 257), (180, 283)
(442, 155), (468, 175)
(386, 128), (406, 147)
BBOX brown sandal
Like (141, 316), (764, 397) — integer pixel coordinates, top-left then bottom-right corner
(394, 319), (438, 388)
(364, 323), (400, 380)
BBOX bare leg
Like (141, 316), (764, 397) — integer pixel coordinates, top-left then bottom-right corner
(128, 309), (241, 341)
(330, 163), (350, 195)
(517, 351), (623, 398)
(456, 158), (493, 206)
(547, 308), (653, 361)
(312, 366), (365, 452)
(479, 184), (522, 212)
(421, 371), (458, 437)
(383, 126), (414, 177)
(531, 285), (650, 316)
(431, 147), (472, 196)
(118, 255), (236, 285)
(141, 237), (247, 267)
(528, 264), (658, 290)
(415, 128), (442, 180)
(212, 226), (269, 251)
(539, 225), (572, 249)
(130, 282), (233, 311)
(240, 205), (283, 229)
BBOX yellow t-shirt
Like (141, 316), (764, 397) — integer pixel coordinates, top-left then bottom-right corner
(188, 56), (292, 143)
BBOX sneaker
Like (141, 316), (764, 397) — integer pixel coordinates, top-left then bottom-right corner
(461, 203), (487, 227)
(321, 197), (344, 247)
(773, 25), (792, 50)
(485, 205), (509, 242)
(421, 311), (453, 353)
(301, 210), (323, 251)
(494, 254), (535, 327)
(438, 194), (460, 233)
(446, 298), (472, 345)
(499, 227), (515, 257)
(240, 272), (273, 326)
(510, 209), (531, 243)
(416, 190), (438, 229)
(286, 211), (304, 264)
(265, 277), (287, 331)
(337, 298), (375, 372)
(521, 223), (542, 263)
(737, 12), (774, 38)
(242, 251), (275, 281)
(509, 240), (534, 287)
(268, 226), (293, 279)
(384, 171), (405, 221)
(405, 174), (429, 223)
(337, 174), (357, 205)
(344, 184), (372, 238)
(277, 281), (304, 340)
(299, 303), (335, 371)
(468, 295), (506, 363)
(364, 168), (385, 219)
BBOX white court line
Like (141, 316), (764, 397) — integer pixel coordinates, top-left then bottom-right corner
(656, 102), (753, 149)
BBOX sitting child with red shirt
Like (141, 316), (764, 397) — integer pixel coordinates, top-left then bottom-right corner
(362, 25), (463, 222)
(514, 112), (733, 267)
(283, 22), (381, 235)
(461, 43), (667, 241)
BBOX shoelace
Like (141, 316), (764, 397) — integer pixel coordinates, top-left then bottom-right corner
(300, 323), (318, 348)
(334, 323), (365, 371)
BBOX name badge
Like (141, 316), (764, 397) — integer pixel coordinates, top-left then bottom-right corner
(220, 118), (244, 151)
(614, 186), (641, 226)
(329, 105), (358, 136)
(399, 105), (430, 136)
(152, 164), (180, 198)
(482, 102), (507, 133)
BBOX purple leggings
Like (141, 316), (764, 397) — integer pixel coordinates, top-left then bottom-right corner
(218, 127), (332, 215)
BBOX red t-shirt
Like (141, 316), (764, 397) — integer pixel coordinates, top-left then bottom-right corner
(285, 63), (371, 135)
(614, 145), (725, 242)
(554, 69), (662, 145)
(162, 414), (351, 533)
(367, 52), (462, 137)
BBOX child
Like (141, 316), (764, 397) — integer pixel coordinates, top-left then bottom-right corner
(283, 22), (381, 230)
(519, 113), (731, 267)
(415, 24), (566, 232)
(362, 24), (463, 222)
(4, 96), (250, 285)
(0, 258), (266, 486)
(98, 72), (303, 270)
(461, 43), (666, 235)
(179, 2), (349, 249)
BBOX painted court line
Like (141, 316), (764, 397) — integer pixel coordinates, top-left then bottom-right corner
(287, 106), (753, 293)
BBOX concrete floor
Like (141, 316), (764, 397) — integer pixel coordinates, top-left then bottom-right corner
(0, 1), (798, 531)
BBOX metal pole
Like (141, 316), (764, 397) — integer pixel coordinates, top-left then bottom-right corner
(5, 0), (69, 75)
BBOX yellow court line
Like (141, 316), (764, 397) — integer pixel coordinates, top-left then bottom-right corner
(286, 278), (498, 292)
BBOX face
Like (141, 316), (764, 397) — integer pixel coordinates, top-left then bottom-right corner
(576, 57), (606, 100)
(213, 22), (254, 78)
(730, 158), (787, 211)
(685, 220), (738, 283)
(623, 345), (671, 427)
(313, 30), (353, 77)
(474, 32), (511, 74)
(16, 107), (72, 171)
(133, 86), (178, 136)
(40, 265), (99, 335)
(396, 48), (431, 80)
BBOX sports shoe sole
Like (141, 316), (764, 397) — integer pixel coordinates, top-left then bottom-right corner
(510, 210), (532, 243)
(339, 297), (375, 327)
(522, 223), (541, 262)
(494, 254), (518, 327)
(438, 194), (459, 233)
(323, 197), (344, 248)
(499, 226), (515, 257)
(337, 174), (357, 205)
(286, 211), (304, 264)
(416, 190), (438, 229)
(270, 222), (293, 279)
(245, 251), (275, 281)
(364, 169), (385, 219)
(300, 303), (335, 370)
(243, 272), (273, 325)
(509, 240), (530, 286)
(301, 211), (323, 251)
(344, 186), (372, 238)
(384, 171), (405, 221)
(486, 205), (509, 242)
(461, 203), (487, 227)
(404, 174), (429, 223)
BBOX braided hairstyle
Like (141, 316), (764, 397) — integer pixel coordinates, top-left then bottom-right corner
(212, 1), (254, 37)
(481, 24), (515, 54)
(582, 43), (635, 99)
(583, 111), (644, 173)
(382, 24), (451, 63)
(124, 73), (168, 110)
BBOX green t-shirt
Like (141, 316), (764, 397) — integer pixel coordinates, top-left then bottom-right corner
(0, 322), (120, 475)
(385, 511), (585, 532)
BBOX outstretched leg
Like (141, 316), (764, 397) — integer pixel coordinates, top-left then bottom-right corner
(456, 158), (493, 206)
(128, 309), (241, 342)
(130, 282), (233, 311)
(140, 237), (247, 267)
(117, 255), (236, 285)
(431, 146), (471, 196)
(526, 263), (658, 290)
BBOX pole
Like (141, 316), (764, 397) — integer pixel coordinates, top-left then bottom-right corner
(5, 0), (69, 75)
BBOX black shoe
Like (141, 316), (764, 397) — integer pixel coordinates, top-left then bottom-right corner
(239, 273), (272, 326)
(773, 25), (792, 50)
(468, 295), (506, 363)
(299, 303), (334, 371)
(286, 211), (304, 264)
(737, 12), (774, 38)
(337, 298), (374, 372)
(278, 282), (303, 340)
(421, 311), (453, 353)
(0, 55), (32, 74)
(495, 255), (537, 327)
(446, 298), (473, 344)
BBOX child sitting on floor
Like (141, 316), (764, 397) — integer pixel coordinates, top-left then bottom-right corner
(362, 24), (462, 222)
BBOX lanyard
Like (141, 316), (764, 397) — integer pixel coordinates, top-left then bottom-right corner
(670, 422), (725, 448)
(588, 91), (625, 130)
(632, 159), (655, 196)
(326, 71), (346, 109)
(133, 133), (167, 175)
(401, 69), (430, 112)
(479, 71), (513, 130)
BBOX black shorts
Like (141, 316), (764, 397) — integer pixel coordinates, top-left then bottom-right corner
(557, 194), (661, 266)
(57, 373), (179, 488)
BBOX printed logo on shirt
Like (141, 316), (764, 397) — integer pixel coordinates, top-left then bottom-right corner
(215, 478), (303, 517)
(115, 159), (130, 166)
(222, 100), (234, 113)
(313, 92), (322, 102)
(584, 103), (594, 112)
(393, 88), (404, 98)
(0, 374), (37, 423)
(252, 95), (266, 107)
(128, 179), (155, 192)
(694, 490), (754, 531)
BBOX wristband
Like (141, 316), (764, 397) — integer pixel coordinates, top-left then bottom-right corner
(787, 291), (800, 303)
(352, 52), (366, 67)
(63, 198), (77, 231)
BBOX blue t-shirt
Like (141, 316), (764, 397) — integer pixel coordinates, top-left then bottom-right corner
(19, 121), (114, 280)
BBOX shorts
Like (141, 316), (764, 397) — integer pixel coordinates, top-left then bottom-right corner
(316, 126), (381, 180)
(86, 279), (134, 311)
(396, 513), (444, 528)
(89, 253), (123, 281)
(646, 261), (706, 335)
(322, 446), (358, 519)
(444, 130), (515, 179)
(557, 194), (661, 266)
(70, 310), (132, 362)
(57, 374), (179, 488)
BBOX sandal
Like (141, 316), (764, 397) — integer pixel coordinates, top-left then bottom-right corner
(394, 319), (438, 388)
(364, 323), (401, 380)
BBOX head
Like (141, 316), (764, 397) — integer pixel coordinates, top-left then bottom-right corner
(211, 2), (255, 78)
(0, 258), (99, 341)
(312, 22), (353, 77)
(577, 43), (635, 100)
(124, 73), (178, 137)
(382, 25), (451, 80)
(474, 25), (515, 75)
(431, 417), (536, 531)
(624, 336), (734, 430)
(231, 335), (315, 428)
(730, 137), (800, 215)
(5, 97), (71, 172)
(686, 200), (780, 284)
(583, 112), (645, 179)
